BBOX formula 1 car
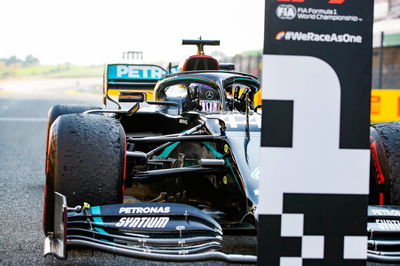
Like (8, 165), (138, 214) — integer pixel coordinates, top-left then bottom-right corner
(43, 67), (261, 263)
(43, 67), (400, 263)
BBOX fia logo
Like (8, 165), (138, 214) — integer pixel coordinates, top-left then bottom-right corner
(276, 4), (296, 20)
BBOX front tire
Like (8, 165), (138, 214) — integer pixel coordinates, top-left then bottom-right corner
(45, 105), (100, 169)
(43, 113), (126, 235)
(370, 122), (400, 205)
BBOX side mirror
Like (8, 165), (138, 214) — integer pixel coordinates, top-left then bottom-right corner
(127, 102), (140, 116)
(118, 91), (146, 103)
(219, 63), (235, 71)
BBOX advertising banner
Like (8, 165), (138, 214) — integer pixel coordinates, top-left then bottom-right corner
(258, 0), (374, 265)
(370, 89), (400, 123)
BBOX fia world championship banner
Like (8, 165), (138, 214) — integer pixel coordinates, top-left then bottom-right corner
(258, 0), (373, 265)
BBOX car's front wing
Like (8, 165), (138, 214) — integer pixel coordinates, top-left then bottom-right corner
(368, 205), (400, 263)
(44, 192), (256, 263)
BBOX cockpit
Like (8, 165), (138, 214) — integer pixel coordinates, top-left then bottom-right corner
(153, 72), (260, 114)
(154, 76), (223, 113)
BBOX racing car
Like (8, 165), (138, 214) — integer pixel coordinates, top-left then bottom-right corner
(42, 64), (400, 263)
(43, 66), (261, 263)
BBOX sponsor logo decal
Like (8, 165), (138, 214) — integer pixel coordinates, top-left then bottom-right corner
(119, 206), (170, 214)
(107, 65), (166, 80)
(276, 5), (363, 22)
(176, 225), (186, 230)
(370, 96), (381, 115)
(116, 65), (164, 79)
(370, 142), (385, 185)
(371, 208), (400, 217)
(200, 100), (220, 112)
(116, 217), (170, 228)
(212, 114), (262, 129)
(276, 4), (296, 20)
(277, 0), (346, 4)
(179, 118), (188, 124)
(205, 91), (215, 100)
(376, 219), (400, 230)
(276, 31), (362, 44)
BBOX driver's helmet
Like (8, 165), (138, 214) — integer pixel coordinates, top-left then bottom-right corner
(188, 83), (221, 112)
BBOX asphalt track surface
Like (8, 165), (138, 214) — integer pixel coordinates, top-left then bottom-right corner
(0, 78), (256, 266)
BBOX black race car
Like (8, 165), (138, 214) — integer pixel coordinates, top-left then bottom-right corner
(43, 68), (261, 263)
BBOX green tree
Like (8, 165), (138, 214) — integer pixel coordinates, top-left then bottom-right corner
(4, 56), (21, 66)
(24, 54), (39, 66)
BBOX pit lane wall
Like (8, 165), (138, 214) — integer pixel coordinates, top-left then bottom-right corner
(371, 89), (400, 123)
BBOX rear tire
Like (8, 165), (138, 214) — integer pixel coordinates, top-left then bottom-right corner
(370, 121), (400, 205)
(43, 113), (126, 235)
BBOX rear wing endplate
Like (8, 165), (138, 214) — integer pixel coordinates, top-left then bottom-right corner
(103, 64), (167, 105)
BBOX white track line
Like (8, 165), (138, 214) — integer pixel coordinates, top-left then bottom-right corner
(0, 117), (47, 122)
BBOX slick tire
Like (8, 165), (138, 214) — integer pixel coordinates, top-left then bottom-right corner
(45, 105), (100, 164)
(43, 113), (126, 235)
(370, 121), (400, 205)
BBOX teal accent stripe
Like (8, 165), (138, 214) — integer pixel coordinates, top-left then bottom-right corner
(91, 206), (102, 218)
(225, 158), (243, 193)
(230, 77), (260, 84)
(202, 142), (223, 158)
(202, 141), (243, 190)
(167, 77), (212, 83)
(91, 206), (108, 235)
(201, 141), (243, 193)
(156, 130), (190, 159)
(157, 142), (180, 159)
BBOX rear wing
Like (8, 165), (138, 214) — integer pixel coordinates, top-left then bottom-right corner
(103, 64), (167, 105)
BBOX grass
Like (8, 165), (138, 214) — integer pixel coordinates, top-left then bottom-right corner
(0, 64), (104, 79)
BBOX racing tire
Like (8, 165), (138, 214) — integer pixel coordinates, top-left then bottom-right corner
(43, 113), (126, 235)
(370, 121), (400, 205)
(45, 105), (100, 167)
